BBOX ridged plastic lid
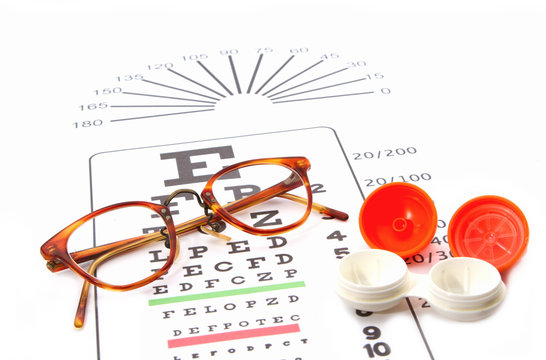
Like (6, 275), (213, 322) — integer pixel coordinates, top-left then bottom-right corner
(359, 183), (438, 257)
(448, 196), (529, 272)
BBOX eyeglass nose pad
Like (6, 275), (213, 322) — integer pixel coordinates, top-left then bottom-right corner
(160, 227), (171, 249)
(336, 249), (412, 312)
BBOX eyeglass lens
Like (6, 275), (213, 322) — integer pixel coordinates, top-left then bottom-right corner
(211, 164), (309, 231)
(66, 205), (171, 287)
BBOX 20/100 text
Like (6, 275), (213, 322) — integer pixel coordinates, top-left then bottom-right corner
(364, 173), (431, 187)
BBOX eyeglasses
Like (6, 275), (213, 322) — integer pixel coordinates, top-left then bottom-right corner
(40, 157), (348, 328)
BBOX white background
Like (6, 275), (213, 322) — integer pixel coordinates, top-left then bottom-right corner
(1, 1), (545, 359)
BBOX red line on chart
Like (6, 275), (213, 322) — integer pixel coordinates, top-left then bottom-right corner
(167, 323), (301, 348)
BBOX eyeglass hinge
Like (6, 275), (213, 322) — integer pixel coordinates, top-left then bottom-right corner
(46, 260), (60, 272)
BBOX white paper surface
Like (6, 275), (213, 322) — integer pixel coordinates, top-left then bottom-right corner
(2, 1), (545, 359)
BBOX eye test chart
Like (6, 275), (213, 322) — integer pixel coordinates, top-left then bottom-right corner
(89, 128), (380, 360)
(2, 1), (546, 360)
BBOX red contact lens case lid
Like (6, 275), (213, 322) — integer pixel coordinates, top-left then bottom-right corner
(359, 183), (438, 258)
(448, 195), (529, 272)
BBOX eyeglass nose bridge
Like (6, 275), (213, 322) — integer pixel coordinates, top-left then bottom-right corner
(160, 189), (223, 248)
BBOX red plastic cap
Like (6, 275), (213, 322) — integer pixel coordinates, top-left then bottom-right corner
(448, 196), (529, 272)
(359, 183), (438, 257)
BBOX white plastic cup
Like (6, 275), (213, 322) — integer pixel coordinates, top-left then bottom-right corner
(337, 249), (412, 311)
(427, 257), (505, 321)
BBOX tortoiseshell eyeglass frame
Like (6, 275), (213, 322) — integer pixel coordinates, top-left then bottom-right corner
(40, 157), (349, 327)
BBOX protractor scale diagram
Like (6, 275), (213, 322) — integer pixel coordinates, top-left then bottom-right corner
(76, 47), (390, 128)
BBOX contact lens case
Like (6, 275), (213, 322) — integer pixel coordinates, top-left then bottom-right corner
(337, 249), (505, 321)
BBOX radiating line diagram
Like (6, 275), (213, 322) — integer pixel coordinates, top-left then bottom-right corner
(88, 50), (389, 123)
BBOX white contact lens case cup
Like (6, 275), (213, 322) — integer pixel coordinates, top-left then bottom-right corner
(337, 249), (505, 321)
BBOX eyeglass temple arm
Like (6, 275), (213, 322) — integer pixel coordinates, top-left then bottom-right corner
(279, 193), (348, 220)
(73, 234), (165, 328)
(46, 180), (348, 273)
(216, 173), (348, 221)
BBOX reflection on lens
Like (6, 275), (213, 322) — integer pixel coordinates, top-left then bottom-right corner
(211, 164), (309, 231)
(67, 205), (170, 287)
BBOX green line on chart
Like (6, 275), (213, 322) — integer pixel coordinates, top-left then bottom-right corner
(148, 281), (306, 306)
